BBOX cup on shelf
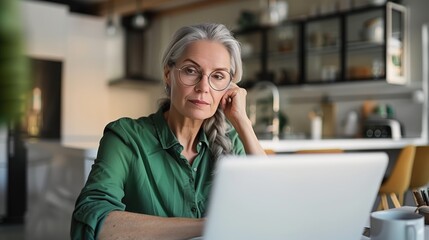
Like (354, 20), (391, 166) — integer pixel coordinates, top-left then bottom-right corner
(364, 17), (384, 43)
(321, 65), (338, 81)
(372, 59), (385, 78)
(259, 0), (288, 26)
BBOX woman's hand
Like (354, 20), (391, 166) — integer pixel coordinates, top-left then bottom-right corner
(220, 83), (266, 155)
(220, 83), (249, 126)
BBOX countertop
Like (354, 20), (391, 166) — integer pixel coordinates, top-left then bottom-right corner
(59, 136), (429, 158)
(259, 137), (428, 152)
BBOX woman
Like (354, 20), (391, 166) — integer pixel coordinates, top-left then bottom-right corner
(71, 23), (265, 240)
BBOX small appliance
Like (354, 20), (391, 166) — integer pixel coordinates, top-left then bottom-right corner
(363, 117), (402, 140)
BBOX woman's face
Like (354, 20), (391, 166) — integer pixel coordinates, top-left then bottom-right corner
(164, 40), (231, 121)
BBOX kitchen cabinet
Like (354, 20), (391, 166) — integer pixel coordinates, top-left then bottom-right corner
(234, 1), (407, 87)
(305, 16), (341, 83)
(345, 2), (406, 84)
(235, 22), (301, 88)
(267, 24), (301, 85)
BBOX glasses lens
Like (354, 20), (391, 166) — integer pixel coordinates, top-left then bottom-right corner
(179, 65), (200, 86)
(209, 70), (231, 91)
(178, 65), (232, 91)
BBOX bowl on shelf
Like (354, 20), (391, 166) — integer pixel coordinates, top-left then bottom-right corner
(363, 17), (384, 43)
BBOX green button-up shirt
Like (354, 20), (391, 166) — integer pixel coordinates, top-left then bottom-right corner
(71, 108), (245, 239)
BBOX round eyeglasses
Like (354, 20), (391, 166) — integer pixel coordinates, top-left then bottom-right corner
(175, 64), (232, 91)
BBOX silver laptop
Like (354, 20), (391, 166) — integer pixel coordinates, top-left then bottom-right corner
(202, 152), (388, 240)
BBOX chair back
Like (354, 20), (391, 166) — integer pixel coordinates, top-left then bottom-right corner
(409, 145), (429, 189)
(264, 149), (276, 155)
(379, 145), (416, 194)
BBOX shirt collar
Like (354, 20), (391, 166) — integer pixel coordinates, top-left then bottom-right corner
(152, 107), (210, 150)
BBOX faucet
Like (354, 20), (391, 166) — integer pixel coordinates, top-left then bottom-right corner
(249, 81), (280, 141)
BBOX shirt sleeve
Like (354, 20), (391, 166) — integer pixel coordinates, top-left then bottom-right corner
(228, 127), (246, 155)
(70, 122), (134, 240)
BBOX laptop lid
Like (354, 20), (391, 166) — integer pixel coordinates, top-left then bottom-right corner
(203, 152), (388, 240)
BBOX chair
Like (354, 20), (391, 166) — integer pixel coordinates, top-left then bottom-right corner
(295, 149), (344, 154)
(264, 149), (276, 155)
(378, 145), (416, 210)
(409, 145), (429, 205)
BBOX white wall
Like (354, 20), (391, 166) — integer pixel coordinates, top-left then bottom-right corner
(402, 0), (429, 84)
(21, 1), (67, 60)
(17, 0), (168, 146)
(108, 84), (163, 120)
(62, 14), (110, 144)
(19, 1), (112, 145)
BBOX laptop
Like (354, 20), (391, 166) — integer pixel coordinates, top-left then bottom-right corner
(202, 152), (388, 240)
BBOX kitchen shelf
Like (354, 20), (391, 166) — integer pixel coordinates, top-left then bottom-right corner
(268, 51), (298, 60)
(307, 46), (340, 55)
(347, 41), (384, 50)
(234, 1), (407, 87)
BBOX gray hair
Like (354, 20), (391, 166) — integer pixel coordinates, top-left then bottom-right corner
(161, 23), (242, 161)
(162, 23), (242, 83)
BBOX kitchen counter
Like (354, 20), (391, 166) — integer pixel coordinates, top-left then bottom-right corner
(259, 137), (428, 153)
(60, 137), (429, 156)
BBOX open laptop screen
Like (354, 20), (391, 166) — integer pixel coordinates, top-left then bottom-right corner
(203, 152), (388, 240)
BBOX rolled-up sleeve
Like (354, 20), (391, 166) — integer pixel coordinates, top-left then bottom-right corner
(229, 128), (246, 155)
(71, 124), (134, 240)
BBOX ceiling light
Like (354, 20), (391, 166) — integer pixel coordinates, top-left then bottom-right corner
(133, 13), (147, 29)
(132, 0), (147, 29)
(106, 0), (119, 36)
(106, 18), (118, 36)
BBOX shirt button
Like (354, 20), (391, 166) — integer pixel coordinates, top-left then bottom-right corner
(198, 142), (202, 146)
(193, 167), (197, 172)
(189, 178), (194, 183)
(191, 207), (197, 213)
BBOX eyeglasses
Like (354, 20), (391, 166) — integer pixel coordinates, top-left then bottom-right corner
(175, 64), (232, 91)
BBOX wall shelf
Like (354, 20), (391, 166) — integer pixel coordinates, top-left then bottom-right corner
(235, 2), (407, 87)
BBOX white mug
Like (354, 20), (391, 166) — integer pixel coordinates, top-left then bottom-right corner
(370, 210), (424, 240)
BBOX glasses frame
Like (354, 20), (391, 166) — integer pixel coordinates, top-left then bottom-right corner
(174, 64), (232, 91)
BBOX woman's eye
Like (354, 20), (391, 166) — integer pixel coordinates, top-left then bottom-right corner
(212, 72), (225, 80)
(184, 67), (198, 75)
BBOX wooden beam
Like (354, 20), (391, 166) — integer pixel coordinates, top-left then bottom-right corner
(97, 0), (242, 17)
(99, 0), (166, 16)
(155, 0), (239, 17)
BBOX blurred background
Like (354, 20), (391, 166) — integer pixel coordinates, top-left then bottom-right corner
(0, 0), (429, 239)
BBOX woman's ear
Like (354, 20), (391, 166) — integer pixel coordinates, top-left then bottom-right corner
(164, 66), (171, 86)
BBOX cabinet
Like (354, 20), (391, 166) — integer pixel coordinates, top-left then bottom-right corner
(236, 22), (301, 88)
(305, 16), (341, 83)
(234, 2), (407, 87)
(345, 3), (406, 84)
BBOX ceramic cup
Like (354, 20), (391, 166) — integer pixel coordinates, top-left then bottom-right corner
(370, 210), (424, 240)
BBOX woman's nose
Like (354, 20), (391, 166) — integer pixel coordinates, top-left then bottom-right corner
(195, 74), (210, 92)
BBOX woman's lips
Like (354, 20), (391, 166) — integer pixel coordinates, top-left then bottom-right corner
(189, 99), (210, 105)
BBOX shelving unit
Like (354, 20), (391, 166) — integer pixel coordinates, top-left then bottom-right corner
(234, 2), (407, 88)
